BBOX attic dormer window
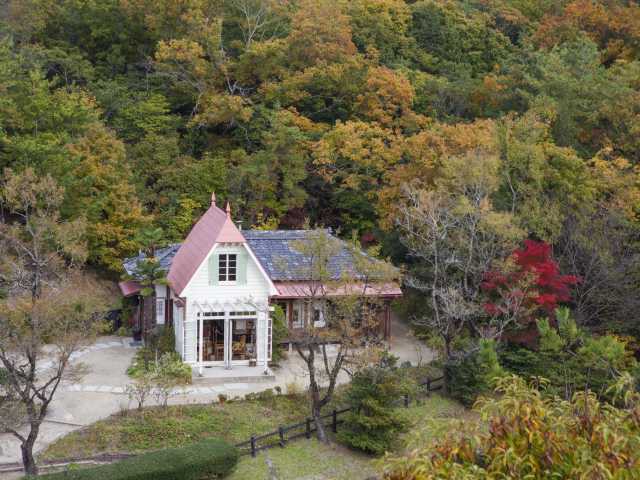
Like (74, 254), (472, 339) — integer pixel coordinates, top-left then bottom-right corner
(219, 254), (237, 282)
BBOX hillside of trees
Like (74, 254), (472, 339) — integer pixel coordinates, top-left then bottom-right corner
(0, 0), (638, 336)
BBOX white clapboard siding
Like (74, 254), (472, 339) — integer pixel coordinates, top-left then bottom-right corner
(178, 242), (272, 366)
(173, 302), (184, 358)
(183, 320), (198, 363)
(256, 312), (266, 365)
(181, 244), (271, 303)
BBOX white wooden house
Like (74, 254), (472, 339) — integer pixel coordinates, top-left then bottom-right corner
(119, 193), (401, 375)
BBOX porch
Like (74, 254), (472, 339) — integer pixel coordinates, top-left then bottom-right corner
(183, 300), (273, 374)
(192, 365), (276, 386)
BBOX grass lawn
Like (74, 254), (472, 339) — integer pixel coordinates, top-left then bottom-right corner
(42, 395), (309, 460)
(398, 392), (476, 449)
(42, 392), (467, 479)
(230, 440), (377, 480)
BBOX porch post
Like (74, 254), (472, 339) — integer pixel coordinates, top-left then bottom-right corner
(263, 309), (269, 370)
(224, 313), (231, 370)
(198, 312), (203, 376)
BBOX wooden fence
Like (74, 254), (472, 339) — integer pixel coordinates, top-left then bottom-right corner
(235, 375), (445, 457)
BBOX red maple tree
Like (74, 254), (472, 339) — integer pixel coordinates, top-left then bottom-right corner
(481, 240), (579, 327)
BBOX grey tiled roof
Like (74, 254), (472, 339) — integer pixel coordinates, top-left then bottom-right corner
(243, 230), (359, 281)
(122, 231), (365, 281)
(122, 243), (181, 278)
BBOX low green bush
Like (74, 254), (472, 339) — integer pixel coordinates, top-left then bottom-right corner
(157, 324), (176, 355)
(37, 438), (238, 480)
(116, 325), (132, 337)
(500, 310), (637, 400)
(270, 305), (288, 364)
(128, 351), (191, 384)
(95, 319), (114, 335)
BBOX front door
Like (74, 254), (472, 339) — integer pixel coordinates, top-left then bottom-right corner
(200, 316), (225, 364)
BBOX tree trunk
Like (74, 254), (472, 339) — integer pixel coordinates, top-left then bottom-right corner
(21, 424), (40, 476)
(313, 405), (327, 443)
(444, 335), (452, 360)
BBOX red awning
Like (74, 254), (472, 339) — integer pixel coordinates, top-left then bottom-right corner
(118, 280), (142, 297)
(273, 281), (402, 299)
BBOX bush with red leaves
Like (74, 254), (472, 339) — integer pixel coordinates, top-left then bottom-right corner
(482, 240), (579, 326)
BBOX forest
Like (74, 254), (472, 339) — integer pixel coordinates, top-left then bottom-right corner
(1, 0), (637, 335)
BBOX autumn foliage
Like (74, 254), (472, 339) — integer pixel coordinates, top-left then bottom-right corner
(382, 375), (640, 479)
(482, 240), (579, 325)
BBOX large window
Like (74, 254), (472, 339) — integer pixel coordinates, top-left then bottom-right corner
(218, 254), (237, 282)
(156, 298), (165, 325)
(312, 304), (325, 327)
(292, 302), (304, 328)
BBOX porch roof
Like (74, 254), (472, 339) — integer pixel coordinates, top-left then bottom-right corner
(273, 281), (402, 299)
(118, 280), (142, 297)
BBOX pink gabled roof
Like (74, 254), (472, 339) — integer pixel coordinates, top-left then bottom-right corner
(167, 201), (245, 295)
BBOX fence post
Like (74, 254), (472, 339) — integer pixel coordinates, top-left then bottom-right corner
(305, 418), (312, 439)
(404, 394), (409, 408)
(332, 409), (337, 433)
(250, 435), (257, 457)
(278, 426), (286, 447)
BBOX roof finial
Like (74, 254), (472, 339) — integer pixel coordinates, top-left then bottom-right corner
(210, 191), (216, 207)
(225, 201), (231, 218)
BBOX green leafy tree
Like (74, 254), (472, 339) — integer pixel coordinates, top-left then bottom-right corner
(409, 0), (513, 76)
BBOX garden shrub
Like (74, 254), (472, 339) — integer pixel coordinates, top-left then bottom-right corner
(128, 351), (191, 384)
(37, 438), (238, 480)
(382, 375), (640, 478)
(116, 325), (132, 337)
(270, 305), (288, 364)
(445, 339), (503, 407)
(500, 309), (636, 400)
(95, 319), (114, 335)
(157, 324), (176, 355)
(245, 388), (275, 402)
(338, 353), (414, 455)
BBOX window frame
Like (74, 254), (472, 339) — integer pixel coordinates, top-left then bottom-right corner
(291, 302), (305, 329)
(218, 253), (238, 284)
(156, 298), (166, 325)
(312, 303), (326, 328)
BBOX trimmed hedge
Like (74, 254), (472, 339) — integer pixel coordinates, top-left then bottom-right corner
(38, 438), (238, 480)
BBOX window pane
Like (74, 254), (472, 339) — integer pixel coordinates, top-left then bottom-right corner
(228, 254), (236, 282)
(218, 254), (227, 281)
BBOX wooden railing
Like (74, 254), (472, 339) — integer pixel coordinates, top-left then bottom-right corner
(235, 375), (445, 457)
